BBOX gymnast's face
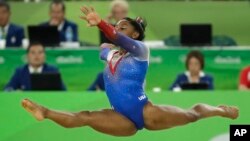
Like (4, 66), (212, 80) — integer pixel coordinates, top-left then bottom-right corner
(115, 20), (139, 40)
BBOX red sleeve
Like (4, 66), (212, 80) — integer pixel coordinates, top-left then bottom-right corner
(239, 68), (249, 86)
(97, 20), (117, 41)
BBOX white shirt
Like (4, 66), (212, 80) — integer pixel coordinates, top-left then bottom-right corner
(0, 23), (9, 39)
(185, 71), (205, 83)
(58, 21), (65, 31)
(29, 65), (43, 74)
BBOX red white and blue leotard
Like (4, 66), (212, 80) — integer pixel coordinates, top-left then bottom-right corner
(98, 20), (149, 130)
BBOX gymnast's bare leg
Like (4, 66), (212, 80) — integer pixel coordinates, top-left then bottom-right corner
(143, 102), (238, 130)
(22, 99), (238, 136)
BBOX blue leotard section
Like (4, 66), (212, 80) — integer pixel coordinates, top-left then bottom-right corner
(100, 33), (149, 130)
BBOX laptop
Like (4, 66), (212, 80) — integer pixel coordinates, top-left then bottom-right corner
(180, 24), (212, 46)
(28, 26), (60, 47)
(180, 82), (209, 90)
(30, 73), (62, 91)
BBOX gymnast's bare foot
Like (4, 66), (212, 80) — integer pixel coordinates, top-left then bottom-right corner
(218, 105), (239, 120)
(21, 99), (47, 121)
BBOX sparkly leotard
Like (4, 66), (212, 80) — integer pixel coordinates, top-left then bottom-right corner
(98, 20), (149, 129)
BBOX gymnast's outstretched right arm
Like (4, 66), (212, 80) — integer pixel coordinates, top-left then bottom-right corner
(80, 6), (148, 61)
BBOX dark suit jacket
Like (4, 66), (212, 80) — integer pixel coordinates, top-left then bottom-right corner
(40, 19), (78, 42)
(169, 72), (214, 90)
(4, 64), (66, 91)
(6, 23), (25, 47)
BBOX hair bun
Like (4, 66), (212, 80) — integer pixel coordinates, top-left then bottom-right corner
(135, 17), (147, 31)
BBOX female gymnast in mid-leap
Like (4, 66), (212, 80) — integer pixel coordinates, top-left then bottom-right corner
(22, 6), (239, 136)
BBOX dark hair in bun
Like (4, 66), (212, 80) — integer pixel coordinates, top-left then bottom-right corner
(123, 17), (147, 41)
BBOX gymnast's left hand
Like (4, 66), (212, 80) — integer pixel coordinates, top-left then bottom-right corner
(80, 6), (101, 27)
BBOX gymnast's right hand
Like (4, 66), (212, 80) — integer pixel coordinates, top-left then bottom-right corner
(80, 6), (101, 27)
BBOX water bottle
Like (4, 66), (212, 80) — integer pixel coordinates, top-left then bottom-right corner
(65, 26), (73, 42)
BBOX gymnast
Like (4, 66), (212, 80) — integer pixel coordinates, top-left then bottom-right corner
(22, 6), (239, 136)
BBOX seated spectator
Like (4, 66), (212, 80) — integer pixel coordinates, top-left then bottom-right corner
(0, 1), (24, 47)
(40, 0), (78, 42)
(100, 0), (129, 44)
(169, 50), (214, 91)
(238, 66), (250, 90)
(87, 72), (105, 91)
(4, 42), (66, 91)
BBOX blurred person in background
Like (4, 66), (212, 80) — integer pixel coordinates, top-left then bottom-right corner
(100, 0), (129, 44)
(40, 0), (78, 42)
(0, 1), (24, 47)
(4, 42), (66, 91)
(170, 50), (214, 91)
(238, 66), (250, 90)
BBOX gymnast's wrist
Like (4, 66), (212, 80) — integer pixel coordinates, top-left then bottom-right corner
(97, 20), (108, 29)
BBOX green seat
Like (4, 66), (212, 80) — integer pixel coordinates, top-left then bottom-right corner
(163, 35), (181, 47)
(212, 35), (237, 46)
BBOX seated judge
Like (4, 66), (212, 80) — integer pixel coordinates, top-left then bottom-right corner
(99, 0), (129, 44)
(0, 1), (24, 47)
(238, 66), (250, 90)
(40, 0), (78, 42)
(169, 50), (214, 91)
(4, 42), (66, 91)
(87, 72), (105, 91)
